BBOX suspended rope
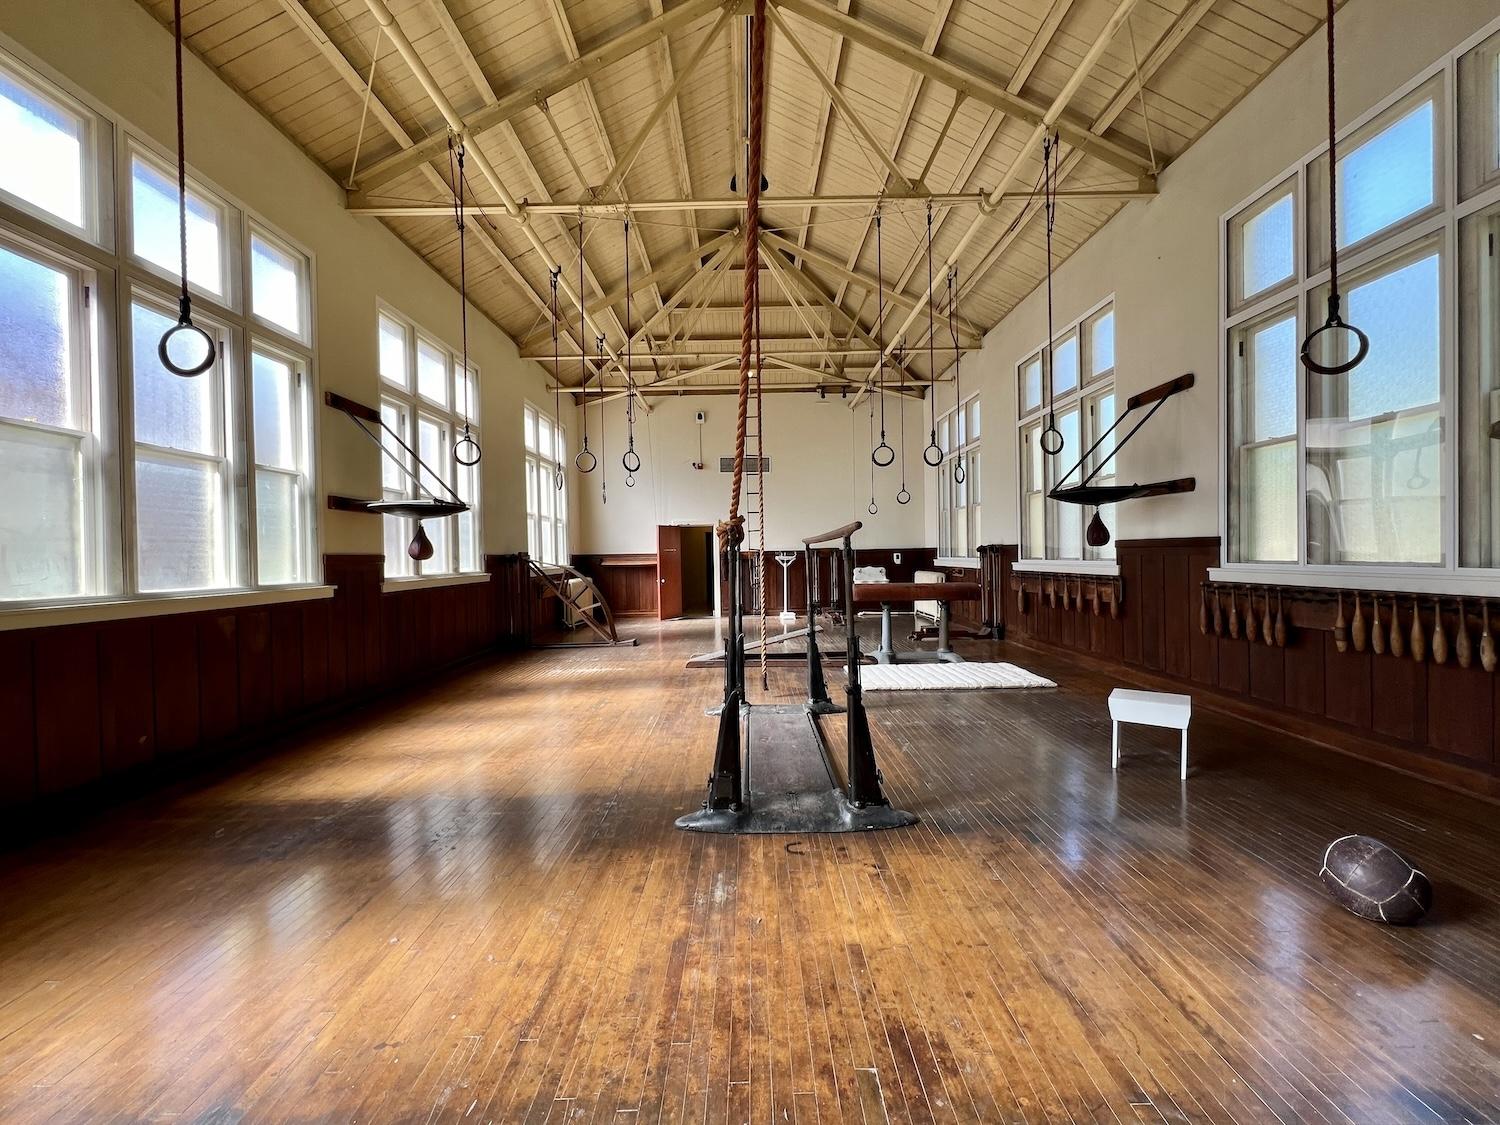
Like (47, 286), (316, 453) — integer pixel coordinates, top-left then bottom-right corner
(922, 201), (942, 467)
(449, 137), (482, 467)
(157, 0), (215, 378)
(867, 398), (879, 516)
(622, 220), (642, 485)
(895, 342), (911, 505)
(574, 208), (597, 473)
(1301, 0), (1368, 375)
(871, 206), (894, 468)
(597, 334), (608, 506)
(550, 267), (564, 490)
(1040, 131), (1064, 456)
(947, 266), (965, 485)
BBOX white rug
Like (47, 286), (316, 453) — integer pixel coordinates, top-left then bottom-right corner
(855, 662), (1057, 692)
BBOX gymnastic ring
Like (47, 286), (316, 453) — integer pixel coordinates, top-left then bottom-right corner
(1039, 425), (1064, 455)
(622, 448), (642, 474)
(868, 501), (879, 515)
(953, 461), (966, 485)
(922, 441), (942, 467)
(454, 433), (482, 466)
(554, 467), (565, 491)
(158, 315), (216, 377)
(1300, 316), (1369, 376)
(625, 472), (636, 488)
(896, 487), (912, 506)
(575, 446), (597, 473)
(871, 442), (895, 467)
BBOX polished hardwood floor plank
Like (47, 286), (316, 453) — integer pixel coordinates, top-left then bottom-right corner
(2, 619), (1500, 1122)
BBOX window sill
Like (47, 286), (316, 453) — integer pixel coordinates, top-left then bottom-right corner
(935, 557), (981, 570)
(1208, 565), (1500, 597)
(0, 584), (335, 633)
(380, 572), (490, 594)
(1012, 559), (1121, 577)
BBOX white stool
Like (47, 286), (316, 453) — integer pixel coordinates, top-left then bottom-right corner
(1108, 688), (1191, 779)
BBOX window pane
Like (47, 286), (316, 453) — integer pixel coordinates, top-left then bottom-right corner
(0, 68), (84, 228)
(1243, 441), (1298, 562)
(456, 461), (478, 572)
(1306, 250), (1444, 566)
(0, 425), (84, 599)
(417, 416), (450, 573)
(256, 471), (300, 584)
(383, 513), (411, 577)
(131, 156), (222, 296)
(136, 456), (224, 591)
(1460, 209), (1500, 566)
(524, 407), (537, 453)
(1051, 334), (1078, 397)
(456, 365), (478, 424)
(1229, 309), (1298, 562)
(1247, 315), (1298, 442)
(417, 341), (449, 406)
(538, 416), (554, 463)
(250, 234), (302, 335)
(1020, 357), (1042, 414)
(0, 242), (75, 429)
(967, 402), (980, 440)
(1238, 194), (1293, 301)
(252, 352), (296, 470)
(379, 316), (407, 386)
(133, 301), (218, 455)
(1048, 409), (1081, 559)
(380, 401), (406, 491)
(1338, 100), (1436, 250)
(1088, 310), (1115, 376)
(1091, 392), (1117, 469)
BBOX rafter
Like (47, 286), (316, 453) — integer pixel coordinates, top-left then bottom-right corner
(350, 0), (728, 193)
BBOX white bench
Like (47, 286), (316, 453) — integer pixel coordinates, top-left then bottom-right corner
(1108, 688), (1191, 779)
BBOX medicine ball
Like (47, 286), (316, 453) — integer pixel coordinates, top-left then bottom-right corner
(1318, 834), (1431, 925)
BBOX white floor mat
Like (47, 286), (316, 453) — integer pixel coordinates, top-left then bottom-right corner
(856, 662), (1057, 691)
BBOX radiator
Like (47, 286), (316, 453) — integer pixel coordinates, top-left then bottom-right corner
(914, 569), (946, 622)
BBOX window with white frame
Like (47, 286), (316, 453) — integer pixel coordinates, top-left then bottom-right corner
(524, 402), (568, 567)
(936, 396), (980, 562)
(0, 46), (317, 607)
(1018, 300), (1116, 562)
(378, 308), (481, 579)
(1224, 26), (1500, 579)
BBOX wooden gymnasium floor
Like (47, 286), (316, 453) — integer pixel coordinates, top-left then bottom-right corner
(2, 619), (1500, 1123)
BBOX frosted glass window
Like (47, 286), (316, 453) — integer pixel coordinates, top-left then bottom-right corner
(250, 234), (302, 335)
(1242, 442), (1298, 562)
(0, 68), (85, 229)
(252, 352), (296, 470)
(1337, 100), (1435, 250)
(1022, 425), (1044, 559)
(1051, 333), (1078, 397)
(1247, 315), (1297, 442)
(1048, 408), (1082, 559)
(537, 416), (553, 462)
(967, 402), (980, 440)
(456, 365), (478, 424)
(456, 461), (478, 572)
(0, 243), (76, 429)
(380, 400), (406, 491)
(1020, 356), (1042, 414)
(1344, 253), (1441, 419)
(1091, 392), (1117, 468)
(524, 407), (537, 452)
(1088, 309), (1115, 376)
(256, 472), (300, 585)
(131, 156), (223, 296)
(133, 301), (218, 455)
(136, 456), (225, 591)
(1239, 194), (1293, 301)
(379, 316), (407, 386)
(417, 340), (448, 406)
(0, 427), (85, 600)
(417, 415), (450, 573)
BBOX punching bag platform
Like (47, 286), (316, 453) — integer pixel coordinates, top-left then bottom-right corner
(675, 704), (918, 834)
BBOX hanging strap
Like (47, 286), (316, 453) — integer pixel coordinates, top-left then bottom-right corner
(871, 207), (894, 467)
(1039, 132), (1063, 455)
(922, 202), (942, 467)
(450, 137), (482, 466)
(947, 266), (965, 485)
(623, 220), (641, 481)
(575, 208), (597, 472)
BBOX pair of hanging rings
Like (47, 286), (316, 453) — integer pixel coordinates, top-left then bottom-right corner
(871, 442), (895, 467)
(160, 296), (216, 378)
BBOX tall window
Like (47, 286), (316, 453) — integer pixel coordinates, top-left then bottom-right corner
(1019, 300), (1116, 561)
(1223, 28), (1500, 579)
(524, 403), (568, 566)
(936, 396), (980, 561)
(0, 46), (317, 607)
(378, 308), (481, 579)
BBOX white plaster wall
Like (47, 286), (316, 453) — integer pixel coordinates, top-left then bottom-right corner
(962, 0), (1500, 546)
(573, 390), (930, 553)
(3, 0), (554, 555)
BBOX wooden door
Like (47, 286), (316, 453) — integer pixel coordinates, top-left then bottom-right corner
(657, 525), (684, 620)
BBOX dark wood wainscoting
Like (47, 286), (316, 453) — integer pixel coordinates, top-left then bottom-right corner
(1002, 536), (1500, 793)
(572, 554), (659, 618)
(0, 553), (534, 818)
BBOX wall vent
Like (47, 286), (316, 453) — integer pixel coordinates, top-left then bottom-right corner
(718, 456), (771, 473)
